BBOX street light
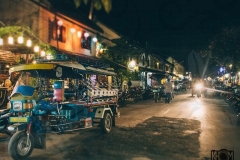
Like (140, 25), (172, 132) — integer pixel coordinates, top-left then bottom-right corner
(229, 64), (233, 71)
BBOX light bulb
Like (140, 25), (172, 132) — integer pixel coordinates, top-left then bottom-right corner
(26, 39), (32, 47)
(18, 36), (24, 44)
(8, 36), (14, 44)
(34, 46), (40, 52)
(0, 38), (3, 45)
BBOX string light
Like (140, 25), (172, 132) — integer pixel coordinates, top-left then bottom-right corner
(8, 36), (14, 44)
(84, 32), (89, 37)
(26, 39), (32, 47)
(40, 50), (46, 57)
(93, 37), (97, 42)
(18, 36), (24, 44)
(46, 55), (52, 60)
(34, 45), (40, 52)
(0, 38), (3, 45)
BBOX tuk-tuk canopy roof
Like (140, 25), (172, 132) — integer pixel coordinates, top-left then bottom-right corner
(9, 61), (116, 76)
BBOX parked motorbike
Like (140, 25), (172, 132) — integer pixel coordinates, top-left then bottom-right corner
(0, 87), (9, 108)
(152, 86), (165, 103)
(118, 90), (127, 107)
(0, 108), (12, 136)
(125, 88), (138, 103)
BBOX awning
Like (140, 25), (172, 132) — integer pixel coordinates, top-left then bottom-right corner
(139, 66), (166, 75)
(86, 66), (116, 76)
(49, 61), (86, 71)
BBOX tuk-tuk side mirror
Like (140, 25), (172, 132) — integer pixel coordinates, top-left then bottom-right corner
(56, 67), (62, 77)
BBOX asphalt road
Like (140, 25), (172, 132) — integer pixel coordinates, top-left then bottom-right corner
(0, 90), (240, 160)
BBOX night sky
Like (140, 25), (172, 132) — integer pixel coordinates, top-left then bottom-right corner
(79, 0), (240, 62)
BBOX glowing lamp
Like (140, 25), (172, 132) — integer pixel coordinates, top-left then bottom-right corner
(57, 20), (63, 26)
(0, 38), (3, 45)
(18, 36), (24, 44)
(40, 50), (46, 57)
(46, 55), (52, 60)
(34, 46), (40, 52)
(70, 28), (76, 34)
(26, 39), (32, 47)
(220, 67), (223, 72)
(8, 36), (14, 44)
(128, 60), (136, 71)
(77, 31), (81, 38)
(84, 32), (89, 37)
(93, 37), (97, 42)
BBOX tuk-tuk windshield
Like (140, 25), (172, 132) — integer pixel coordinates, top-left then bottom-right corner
(10, 71), (39, 97)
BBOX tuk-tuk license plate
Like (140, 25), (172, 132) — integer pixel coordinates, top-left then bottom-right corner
(9, 117), (28, 123)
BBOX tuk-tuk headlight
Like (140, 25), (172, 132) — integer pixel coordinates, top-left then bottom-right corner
(23, 102), (33, 110)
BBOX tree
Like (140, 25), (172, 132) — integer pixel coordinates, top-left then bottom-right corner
(206, 27), (240, 71)
(73, 0), (112, 19)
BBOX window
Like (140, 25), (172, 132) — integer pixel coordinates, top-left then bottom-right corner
(81, 31), (92, 50)
(49, 19), (66, 43)
(57, 25), (66, 42)
(166, 66), (169, 72)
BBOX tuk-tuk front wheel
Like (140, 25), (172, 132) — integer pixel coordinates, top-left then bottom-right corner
(100, 112), (112, 133)
(8, 131), (34, 160)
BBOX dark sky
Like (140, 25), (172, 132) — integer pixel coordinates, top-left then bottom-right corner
(79, 0), (240, 62)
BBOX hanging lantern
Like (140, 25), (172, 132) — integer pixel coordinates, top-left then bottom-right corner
(57, 20), (63, 26)
(46, 55), (52, 60)
(84, 32), (89, 37)
(34, 45), (40, 52)
(26, 39), (32, 47)
(8, 36), (14, 44)
(40, 50), (45, 57)
(0, 38), (3, 45)
(93, 37), (97, 42)
(18, 36), (24, 44)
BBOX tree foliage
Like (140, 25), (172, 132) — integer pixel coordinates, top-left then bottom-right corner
(73, 0), (112, 13)
(99, 38), (145, 66)
(0, 26), (57, 55)
(206, 27), (240, 71)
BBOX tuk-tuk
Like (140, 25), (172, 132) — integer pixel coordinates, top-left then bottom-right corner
(7, 61), (120, 160)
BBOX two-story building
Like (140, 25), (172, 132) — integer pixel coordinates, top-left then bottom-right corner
(0, 0), (120, 87)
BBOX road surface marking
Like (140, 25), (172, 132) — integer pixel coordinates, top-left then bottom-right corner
(163, 109), (170, 115)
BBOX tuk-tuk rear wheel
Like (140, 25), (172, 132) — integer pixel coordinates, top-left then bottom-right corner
(100, 112), (112, 133)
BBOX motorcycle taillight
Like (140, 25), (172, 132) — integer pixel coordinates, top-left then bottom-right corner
(18, 112), (23, 116)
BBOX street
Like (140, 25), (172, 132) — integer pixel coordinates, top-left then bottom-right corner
(0, 90), (240, 160)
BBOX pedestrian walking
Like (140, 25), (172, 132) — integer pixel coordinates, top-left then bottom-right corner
(164, 78), (173, 103)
